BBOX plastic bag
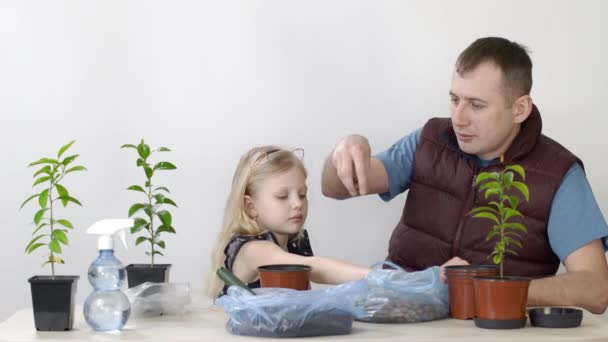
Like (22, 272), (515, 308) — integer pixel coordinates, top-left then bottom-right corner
(216, 286), (363, 338)
(338, 264), (449, 323)
(125, 282), (192, 317)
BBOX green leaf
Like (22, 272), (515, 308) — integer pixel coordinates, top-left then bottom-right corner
(505, 165), (525, 181)
(55, 184), (69, 206)
(505, 249), (519, 256)
(157, 225), (176, 234)
(33, 165), (52, 178)
(61, 154), (79, 166)
(130, 218), (148, 234)
(485, 230), (499, 242)
(144, 206), (155, 217)
(154, 186), (170, 193)
(135, 236), (151, 246)
(479, 181), (501, 192)
(32, 176), (52, 187)
(503, 222), (528, 233)
(38, 189), (49, 209)
(492, 254), (502, 265)
(511, 181), (530, 202)
(26, 243), (46, 254)
(157, 147), (171, 152)
(503, 208), (523, 221)
(468, 206), (498, 216)
(136, 158), (145, 167)
(162, 198), (177, 207)
(128, 203), (146, 217)
(144, 166), (153, 179)
(472, 212), (499, 224)
(502, 171), (514, 188)
(56, 196), (82, 206)
(20, 193), (40, 210)
(137, 143), (150, 159)
(25, 235), (47, 253)
(28, 158), (59, 167)
(153, 194), (177, 207)
(121, 144), (137, 149)
(157, 210), (172, 226)
(484, 188), (501, 200)
(156, 240), (166, 249)
(49, 239), (62, 254)
(65, 165), (87, 174)
(34, 208), (48, 225)
(474, 172), (500, 186)
(56, 219), (74, 229)
(153, 162), (177, 171)
(145, 180), (152, 188)
(32, 223), (49, 235)
(504, 236), (523, 249)
(53, 230), (69, 245)
(505, 231), (523, 239)
(57, 140), (75, 159)
(508, 195), (520, 210)
(153, 251), (164, 257)
(127, 185), (145, 193)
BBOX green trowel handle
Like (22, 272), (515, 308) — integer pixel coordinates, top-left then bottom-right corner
(216, 267), (256, 295)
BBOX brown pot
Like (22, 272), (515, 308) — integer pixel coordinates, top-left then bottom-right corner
(258, 264), (311, 290)
(445, 265), (499, 319)
(473, 276), (530, 329)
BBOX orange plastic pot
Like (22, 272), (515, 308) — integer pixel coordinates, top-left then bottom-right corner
(445, 265), (499, 319)
(258, 264), (311, 290)
(473, 276), (530, 329)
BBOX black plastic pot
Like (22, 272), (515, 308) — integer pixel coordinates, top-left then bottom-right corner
(28, 275), (79, 331)
(125, 264), (171, 288)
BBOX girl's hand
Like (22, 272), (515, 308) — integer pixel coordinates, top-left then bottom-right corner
(439, 256), (470, 282)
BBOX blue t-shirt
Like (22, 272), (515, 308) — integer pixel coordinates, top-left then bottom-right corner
(375, 128), (608, 261)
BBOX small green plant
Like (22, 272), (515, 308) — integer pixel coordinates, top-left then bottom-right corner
(469, 164), (530, 278)
(121, 139), (177, 266)
(20, 141), (86, 277)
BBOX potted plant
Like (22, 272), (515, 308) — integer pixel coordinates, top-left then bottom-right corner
(121, 139), (177, 288)
(20, 141), (86, 331)
(469, 164), (530, 329)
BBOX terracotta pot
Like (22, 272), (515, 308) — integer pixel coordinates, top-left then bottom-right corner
(258, 264), (311, 290)
(473, 276), (530, 329)
(445, 265), (499, 320)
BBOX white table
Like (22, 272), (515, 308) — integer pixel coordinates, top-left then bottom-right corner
(1, 305), (607, 341)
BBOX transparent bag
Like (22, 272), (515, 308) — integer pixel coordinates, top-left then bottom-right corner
(342, 263), (449, 323)
(216, 286), (364, 338)
(124, 282), (192, 317)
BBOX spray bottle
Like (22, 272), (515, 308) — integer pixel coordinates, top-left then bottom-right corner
(83, 219), (133, 331)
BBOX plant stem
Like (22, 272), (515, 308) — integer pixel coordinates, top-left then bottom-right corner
(148, 178), (155, 266)
(49, 182), (55, 279)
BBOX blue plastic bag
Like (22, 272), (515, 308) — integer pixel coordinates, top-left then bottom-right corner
(335, 264), (449, 323)
(216, 286), (364, 337)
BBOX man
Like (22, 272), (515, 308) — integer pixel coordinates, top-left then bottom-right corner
(321, 37), (608, 313)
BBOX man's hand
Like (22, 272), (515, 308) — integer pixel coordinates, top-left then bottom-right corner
(439, 256), (470, 282)
(331, 135), (372, 196)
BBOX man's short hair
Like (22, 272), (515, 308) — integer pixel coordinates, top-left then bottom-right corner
(456, 37), (533, 103)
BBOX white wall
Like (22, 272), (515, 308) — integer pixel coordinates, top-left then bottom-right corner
(1, 0), (607, 322)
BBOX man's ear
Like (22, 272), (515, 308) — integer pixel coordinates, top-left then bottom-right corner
(512, 95), (533, 124)
(244, 195), (257, 219)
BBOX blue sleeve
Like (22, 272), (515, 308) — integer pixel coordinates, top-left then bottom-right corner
(547, 164), (608, 261)
(373, 128), (422, 202)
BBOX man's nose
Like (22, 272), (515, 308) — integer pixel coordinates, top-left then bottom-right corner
(452, 102), (469, 127)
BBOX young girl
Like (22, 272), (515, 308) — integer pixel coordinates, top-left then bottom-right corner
(207, 145), (370, 297)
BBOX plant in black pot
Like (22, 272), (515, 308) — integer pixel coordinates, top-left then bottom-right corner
(20, 141), (86, 331)
(121, 139), (177, 288)
(469, 164), (530, 329)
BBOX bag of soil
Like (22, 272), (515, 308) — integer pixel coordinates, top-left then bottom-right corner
(216, 286), (363, 337)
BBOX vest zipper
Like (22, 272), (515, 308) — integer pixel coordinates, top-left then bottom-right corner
(451, 167), (478, 257)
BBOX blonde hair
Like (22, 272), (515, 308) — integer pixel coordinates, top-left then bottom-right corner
(205, 145), (307, 297)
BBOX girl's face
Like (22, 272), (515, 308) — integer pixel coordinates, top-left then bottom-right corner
(246, 167), (308, 239)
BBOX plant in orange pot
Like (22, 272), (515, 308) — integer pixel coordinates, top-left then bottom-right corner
(469, 164), (530, 329)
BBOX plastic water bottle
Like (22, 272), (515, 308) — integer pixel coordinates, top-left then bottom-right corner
(83, 219), (133, 331)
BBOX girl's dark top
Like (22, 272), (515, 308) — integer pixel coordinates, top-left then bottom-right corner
(220, 230), (314, 296)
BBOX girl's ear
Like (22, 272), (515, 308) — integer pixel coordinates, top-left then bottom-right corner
(244, 195), (257, 219)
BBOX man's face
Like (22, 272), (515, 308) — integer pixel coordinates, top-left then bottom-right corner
(449, 62), (519, 160)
